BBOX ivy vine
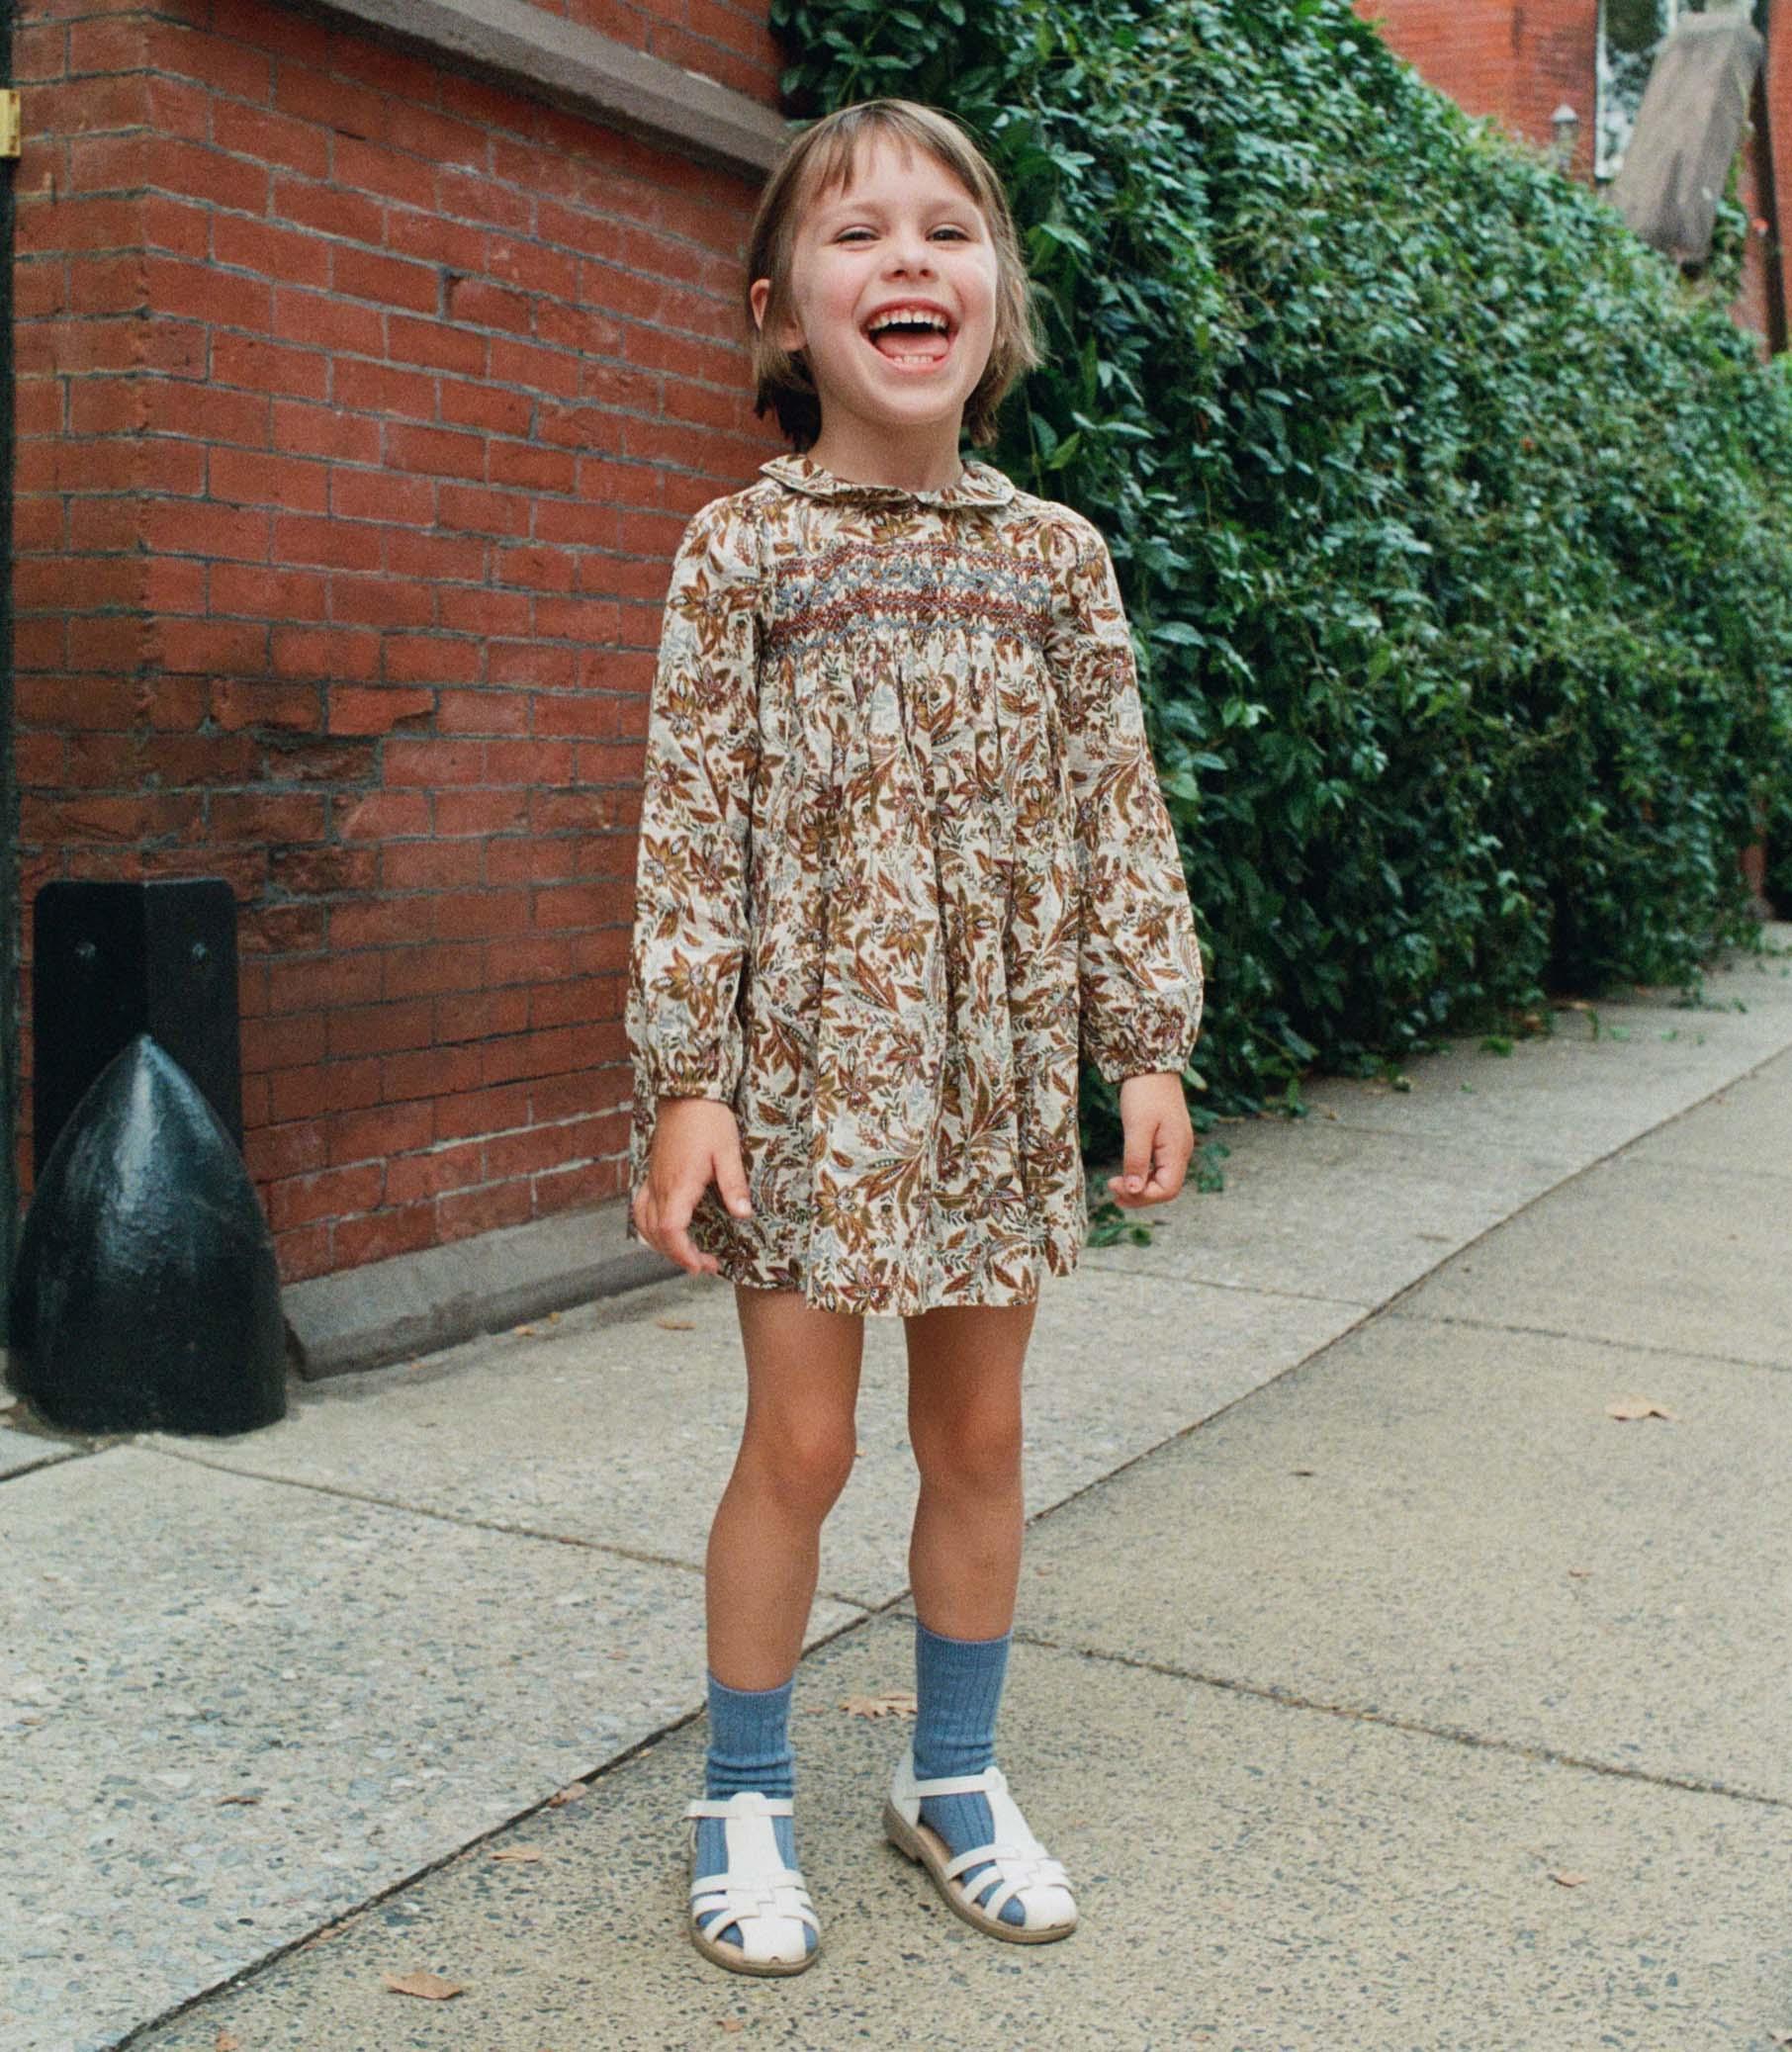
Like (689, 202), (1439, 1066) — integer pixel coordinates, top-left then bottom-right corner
(771, 0), (1792, 1139)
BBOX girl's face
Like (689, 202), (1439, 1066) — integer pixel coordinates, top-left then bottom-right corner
(753, 134), (1000, 456)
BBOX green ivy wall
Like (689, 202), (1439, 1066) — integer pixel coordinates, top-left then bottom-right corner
(775, 0), (1792, 1126)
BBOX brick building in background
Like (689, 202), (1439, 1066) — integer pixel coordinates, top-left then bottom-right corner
(1355, 0), (1791, 350)
(11, 1), (1789, 1371)
(13, 0), (790, 1362)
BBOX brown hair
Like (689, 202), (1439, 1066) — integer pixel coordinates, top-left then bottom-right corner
(745, 98), (1043, 451)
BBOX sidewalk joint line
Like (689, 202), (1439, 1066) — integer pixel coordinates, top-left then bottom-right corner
(105, 1595), (890, 2051)
(46, 950), (1792, 2048)
(1369, 1024), (1792, 1323)
(1011, 1633), (1788, 1812)
(1385, 1308), (1792, 1375)
(1078, 1264), (1373, 1309)
(137, 1440), (717, 1583)
(1292, 1114), (1587, 1160)
(0, 1444), (94, 1485)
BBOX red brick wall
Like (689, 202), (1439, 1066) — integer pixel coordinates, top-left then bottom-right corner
(1352, 0), (1599, 166)
(508, 0), (777, 101)
(1355, 0), (1788, 350)
(1759, 14), (1792, 347)
(14, 0), (783, 1283)
(1733, 68), (1777, 349)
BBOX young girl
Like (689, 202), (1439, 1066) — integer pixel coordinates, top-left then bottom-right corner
(624, 97), (1204, 1975)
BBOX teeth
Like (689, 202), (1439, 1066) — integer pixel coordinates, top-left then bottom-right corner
(864, 309), (950, 334)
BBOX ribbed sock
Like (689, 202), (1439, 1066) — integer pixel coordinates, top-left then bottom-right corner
(912, 1618), (1024, 1927)
(693, 1670), (814, 1955)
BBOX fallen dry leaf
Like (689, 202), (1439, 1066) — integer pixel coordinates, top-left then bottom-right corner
(215, 1793), (260, 1806)
(491, 1846), (543, 1863)
(656, 1317), (696, 1330)
(1550, 1870), (1589, 1888)
(1567, 1566), (1593, 1579)
(1606, 1396), (1676, 1421)
(840, 1691), (918, 1719)
(719, 2022), (745, 2036)
(513, 1324), (536, 1337)
(216, 2032), (243, 2051)
(548, 1782), (588, 1807)
(383, 1969), (466, 2001)
(854, 1444), (867, 1457)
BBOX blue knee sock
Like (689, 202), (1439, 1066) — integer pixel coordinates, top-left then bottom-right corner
(912, 1618), (1025, 1927)
(693, 1670), (815, 1954)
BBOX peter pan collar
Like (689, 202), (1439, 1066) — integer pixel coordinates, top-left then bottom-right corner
(759, 450), (1016, 508)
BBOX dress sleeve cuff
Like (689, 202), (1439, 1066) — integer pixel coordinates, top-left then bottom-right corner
(1082, 985), (1205, 1086)
(643, 1031), (744, 1106)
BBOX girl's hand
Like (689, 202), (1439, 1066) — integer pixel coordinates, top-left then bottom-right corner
(633, 1098), (754, 1276)
(1105, 1072), (1195, 1206)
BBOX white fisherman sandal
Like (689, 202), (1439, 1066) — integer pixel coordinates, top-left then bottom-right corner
(683, 1789), (821, 1975)
(883, 1746), (1078, 1942)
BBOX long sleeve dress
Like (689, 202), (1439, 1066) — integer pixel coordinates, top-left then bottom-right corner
(623, 449), (1204, 1317)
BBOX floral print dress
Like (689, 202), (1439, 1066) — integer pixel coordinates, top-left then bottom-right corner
(623, 449), (1204, 1316)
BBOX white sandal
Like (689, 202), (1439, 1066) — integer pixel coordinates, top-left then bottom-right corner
(883, 1747), (1078, 1942)
(684, 1790), (821, 1976)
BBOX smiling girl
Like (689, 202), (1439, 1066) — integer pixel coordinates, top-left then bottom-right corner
(624, 98), (1205, 1975)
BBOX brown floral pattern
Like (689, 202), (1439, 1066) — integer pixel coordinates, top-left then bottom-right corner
(623, 450), (1204, 1315)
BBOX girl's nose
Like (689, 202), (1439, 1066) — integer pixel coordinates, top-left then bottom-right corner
(887, 236), (935, 277)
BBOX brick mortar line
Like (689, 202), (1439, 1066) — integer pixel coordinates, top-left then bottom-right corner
(40, 151), (752, 268)
(18, 279), (745, 362)
(55, 40), (765, 117)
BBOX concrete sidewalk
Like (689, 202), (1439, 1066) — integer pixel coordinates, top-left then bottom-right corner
(5, 936), (1792, 2050)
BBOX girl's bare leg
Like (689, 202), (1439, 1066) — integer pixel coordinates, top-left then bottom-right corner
(903, 1298), (1038, 1635)
(705, 1283), (865, 1689)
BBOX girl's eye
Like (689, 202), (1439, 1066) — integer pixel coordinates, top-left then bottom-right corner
(837, 226), (970, 242)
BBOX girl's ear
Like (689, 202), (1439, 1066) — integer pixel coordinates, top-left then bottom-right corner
(752, 276), (806, 355)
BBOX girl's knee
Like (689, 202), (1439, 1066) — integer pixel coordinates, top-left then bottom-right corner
(742, 1417), (857, 1519)
(911, 1409), (1023, 1495)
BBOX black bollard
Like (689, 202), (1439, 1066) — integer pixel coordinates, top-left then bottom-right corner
(8, 1034), (287, 1435)
(32, 876), (242, 1174)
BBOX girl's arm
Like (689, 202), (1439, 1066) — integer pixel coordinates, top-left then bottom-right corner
(1043, 519), (1205, 1086)
(625, 498), (763, 1106)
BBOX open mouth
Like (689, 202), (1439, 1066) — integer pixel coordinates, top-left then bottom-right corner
(860, 310), (956, 369)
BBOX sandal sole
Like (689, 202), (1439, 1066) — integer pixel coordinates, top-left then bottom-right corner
(688, 1916), (820, 1977)
(882, 1798), (1077, 1944)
